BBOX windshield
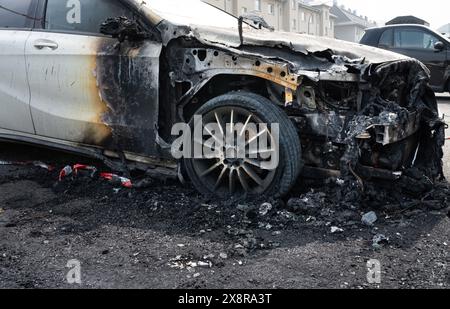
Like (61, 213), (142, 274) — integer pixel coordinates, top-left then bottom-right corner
(142, 0), (240, 28)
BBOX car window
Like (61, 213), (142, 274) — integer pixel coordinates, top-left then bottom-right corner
(378, 29), (393, 47)
(45, 0), (134, 34)
(394, 29), (440, 50)
(0, 0), (35, 28)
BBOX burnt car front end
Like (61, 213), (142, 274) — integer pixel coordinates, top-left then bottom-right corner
(129, 0), (445, 194)
(159, 22), (445, 183)
(287, 56), (445, 183)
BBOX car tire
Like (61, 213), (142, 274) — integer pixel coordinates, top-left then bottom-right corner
(183, 91), (303, 198)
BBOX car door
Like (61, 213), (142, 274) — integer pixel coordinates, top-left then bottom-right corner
(390, 27), (447, 90)
(0, 0), (37, 134)
(26, 0), (162, 156)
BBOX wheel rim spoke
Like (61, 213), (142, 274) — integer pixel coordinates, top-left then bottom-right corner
(240, 115), (253, 136)
(229, 109), (235, 134)
(214, 166), (228, 191)
(246, 128), (268, 146)
(242, 164), (264, 186)
(244, 158), (275, 171)
(204, 125), (224, 147)
(229, 168), (236, 194)
(201, 161), (222, 177)
(237, 168), (250, 192)
(247, 148), (276, 156)
(215, 112), (225, 136)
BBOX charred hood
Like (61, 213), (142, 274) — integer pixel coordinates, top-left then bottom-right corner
(131, 4), (444, 182)
(168, 24), (445, 181)
(189, 25), (407, 65)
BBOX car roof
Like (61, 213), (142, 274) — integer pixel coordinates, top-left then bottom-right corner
(366, 24), (437, 32)
(365, 24), (450, 42)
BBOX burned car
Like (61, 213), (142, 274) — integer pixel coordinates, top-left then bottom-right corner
(0, 0), (445, 198)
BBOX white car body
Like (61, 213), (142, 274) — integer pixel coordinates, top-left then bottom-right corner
(0, 0), (165, 166)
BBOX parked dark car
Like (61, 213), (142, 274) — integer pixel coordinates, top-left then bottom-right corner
(361, 24), (450, 93)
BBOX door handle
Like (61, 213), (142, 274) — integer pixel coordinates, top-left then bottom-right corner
(33, 39), (59, 50)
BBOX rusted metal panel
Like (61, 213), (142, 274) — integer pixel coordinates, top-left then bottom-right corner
(176, 48), (301, 90)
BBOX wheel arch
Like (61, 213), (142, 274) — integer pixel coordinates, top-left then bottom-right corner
(180, 73), (290, 122)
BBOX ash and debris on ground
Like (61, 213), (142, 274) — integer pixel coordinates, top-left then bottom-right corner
(0, 143), (449, 289)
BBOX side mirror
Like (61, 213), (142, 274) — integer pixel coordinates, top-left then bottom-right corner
(434, 41), (445, 51)
(100, 17), (148, 42)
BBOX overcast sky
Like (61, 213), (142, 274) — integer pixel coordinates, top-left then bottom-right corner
(329, 0), (449, 30)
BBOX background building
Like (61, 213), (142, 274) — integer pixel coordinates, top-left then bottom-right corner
(298, 1), (335, 37)
(203, 0), (336, 37)
(330, 3), (377, 42)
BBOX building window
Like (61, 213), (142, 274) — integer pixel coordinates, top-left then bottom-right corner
(268, 4), (274, 15)
(292, 0), (296, 10)
(255, 0), (261, 11)
(301, 12), (305, 22)
(292, 19), (297, 29)
(241, 7), (248, 14)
